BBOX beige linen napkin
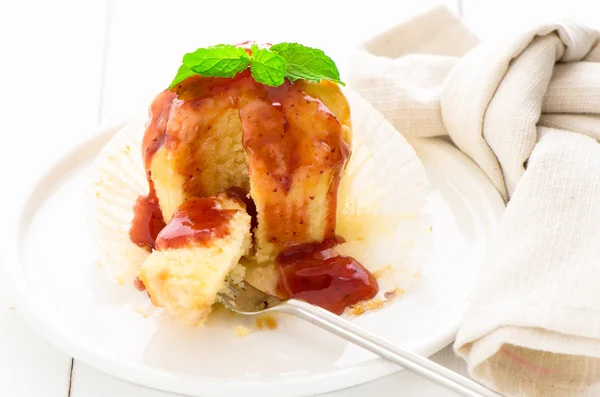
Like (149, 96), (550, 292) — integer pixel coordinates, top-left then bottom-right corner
(349, 5), (600, 397)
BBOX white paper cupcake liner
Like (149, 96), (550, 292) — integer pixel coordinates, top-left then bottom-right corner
(335, 89), (432, 305)
(86, 88), (432, 311)
(87, 117), (151, 284)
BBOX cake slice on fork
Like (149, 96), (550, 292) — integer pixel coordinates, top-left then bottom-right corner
(139, 193), (251, 326)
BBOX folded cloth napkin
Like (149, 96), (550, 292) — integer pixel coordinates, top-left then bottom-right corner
(349, 5), (600, 397)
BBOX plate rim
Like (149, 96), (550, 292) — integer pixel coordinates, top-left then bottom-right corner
(4, 122), (505, 397)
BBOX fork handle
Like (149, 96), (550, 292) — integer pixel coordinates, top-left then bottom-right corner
(278, 299), (502, 397)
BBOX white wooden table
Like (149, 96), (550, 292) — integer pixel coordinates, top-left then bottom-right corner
(0, 0), (595, 396)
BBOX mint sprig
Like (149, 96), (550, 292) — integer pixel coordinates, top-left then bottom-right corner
(249, 44), (286, 87)
(169, 42), (344, 89)
(183, 45), (250, 77)
(169, 45), (250, 89)
(170, 64), (197, 89)
(270, 43), (344, 85)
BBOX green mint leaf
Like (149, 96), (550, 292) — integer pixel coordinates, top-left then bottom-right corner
(249, 44), (286, 87)
(270, 42), (344, 86)
(182, 44), (250, 78)
(168, 64), (197, 90)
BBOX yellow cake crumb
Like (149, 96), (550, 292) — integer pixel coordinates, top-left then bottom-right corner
(134, 308), (151, 319)
(349, 299), (385, 316)
(139, 195), (252, 327)
(384, 288), (405, 300)
(256, 315), (278, 330)
(236, 325), (252, 337)
(372, 264), (393, 279)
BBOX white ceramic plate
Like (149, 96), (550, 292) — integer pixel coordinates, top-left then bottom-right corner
(5, 124), (504, 397)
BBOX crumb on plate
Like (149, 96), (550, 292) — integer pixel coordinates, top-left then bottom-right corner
(384, 288), (405, 300)
(372, 264), (393, 279)
(134, 308), (150, 319)
(236, 325), (252, 337)
(349, 299), (385, 316)
(256, 315), (278, 330)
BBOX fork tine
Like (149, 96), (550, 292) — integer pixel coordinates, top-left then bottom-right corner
(219, 279), (284, 314)
(237, 280), (264, 294)
(217, 292), (234, 307)
(226, 282), (242, 296)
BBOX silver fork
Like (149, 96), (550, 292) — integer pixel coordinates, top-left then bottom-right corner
(219, 280), (502, 397)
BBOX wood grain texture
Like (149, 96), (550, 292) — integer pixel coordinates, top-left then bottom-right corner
(70, 346), (465, 397)
(0, 1), (108, 396)
(0, 290), (71, 397)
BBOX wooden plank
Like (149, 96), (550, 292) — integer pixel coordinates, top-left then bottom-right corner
(71, 363), (180, 397)
(70, 345), (464, 397)
(0, 1), (109, 396)
(0, 292), (73, 397)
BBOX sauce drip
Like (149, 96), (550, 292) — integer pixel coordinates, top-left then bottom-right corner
(142, 90), (177, 172)
(277, 238), (379, 315)
(130, 90), (175, 250)
(154, 198), (237, 250)
(133, 276), (146, 291)
(225, 187), (258, 231)
(129, 181), (166, 251)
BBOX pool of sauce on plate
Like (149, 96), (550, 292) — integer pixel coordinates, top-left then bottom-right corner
(154, 197), (237, 250)
(129, 65), (379, 312)
(276, 237), (379, 314)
